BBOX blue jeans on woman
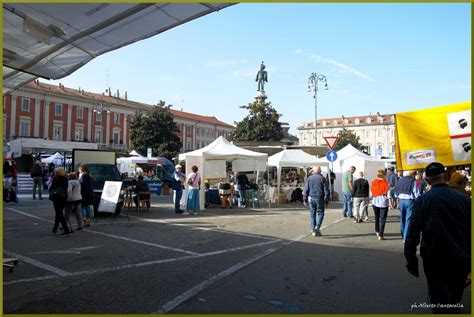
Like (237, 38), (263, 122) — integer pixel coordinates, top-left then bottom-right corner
(309, 197), (325, 231)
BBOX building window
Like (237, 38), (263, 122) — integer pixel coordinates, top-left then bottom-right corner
(391, 143), (396, 155)
(95, 127), (103, 143)
(377, 117), (384, 123)
(355, 118), (360, 125)
(22, 98), (30, 111)
(77, 106), (83, 119)
(390, 116), (395, 123)
(333, 120), (338, 126)
(365, 117), (371, 124)
(365, 144), (371, 155)
(366, 130), (371, 137)
(343, 119), (349, 125)
(53, 126), (62, 140)
(55, 103), (62, 116)
(322, 121), (327, 127)
(114, 113), (120, 124)
(377, 129), (382, 137)
(113, 130), (120, 144)
(391, 129), (395, 137)
(74, 126), (84, 141)
(96, 112), (102, 122)
(20, 121), (30, 137)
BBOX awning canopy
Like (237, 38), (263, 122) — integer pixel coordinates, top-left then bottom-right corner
(179, 136), (268, 161)
(3, 3), (235, 94)
(268, 149), (328, 168)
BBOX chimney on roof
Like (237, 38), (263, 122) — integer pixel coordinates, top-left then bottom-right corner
(117, 89), (120, 98)
(81, 89), (84, 94)
(125, 91), (127, 100)
(377, 111), (381, 116)
(342, 115), (345, 120)
(108, 87), (111, 97)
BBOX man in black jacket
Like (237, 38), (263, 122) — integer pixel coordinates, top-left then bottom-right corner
(404, 162), (471, 314)
(30, 160), (44, 200)
(352, 171), (369, 223)
(303, 166), (330, 237)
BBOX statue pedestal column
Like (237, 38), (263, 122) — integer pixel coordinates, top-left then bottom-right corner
(255, 91), (267, 103)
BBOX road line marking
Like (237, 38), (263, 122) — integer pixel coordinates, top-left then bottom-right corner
(6, 208), (49, 222)
(83, 230), (200, 256)
(198, 239), (281, 256)
(7, 207), (200, 255)
(130, 216), (279, 241)
(154, 246), (279, 314)
(4, 250), (71, 277)
(4, 275), (58, 285)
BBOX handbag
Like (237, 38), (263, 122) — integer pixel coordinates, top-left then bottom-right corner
(49, 187), (65, 201)
(187, 173), (197, 185)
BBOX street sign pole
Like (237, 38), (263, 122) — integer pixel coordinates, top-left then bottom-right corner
(325, 150), (338, 202)
(330, 161), (333, 201)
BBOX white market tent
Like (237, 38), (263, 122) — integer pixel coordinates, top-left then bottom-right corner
(128, 150), (141, 156)
(179, 136), (268, 210)
(268, 149), (330, 200)
(117, 155), (159, 175)
(4, 3), (235, 94)
(42, 152), (64, 164)
(316, 144), (385, 201)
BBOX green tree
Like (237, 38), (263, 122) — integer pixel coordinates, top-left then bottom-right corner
(129, 100), (182, 160)
(230, 98), (284, 141)
(333, 128), (367, 152)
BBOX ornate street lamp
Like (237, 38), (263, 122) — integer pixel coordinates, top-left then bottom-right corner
(307, 73), (328, 146)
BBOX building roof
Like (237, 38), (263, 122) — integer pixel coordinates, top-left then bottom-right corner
(22, 81), (234, 128)
(298, 112), (395, 130)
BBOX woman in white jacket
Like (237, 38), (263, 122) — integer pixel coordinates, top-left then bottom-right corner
(65, 172), (83, 231)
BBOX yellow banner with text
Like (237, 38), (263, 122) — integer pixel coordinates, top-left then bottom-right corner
(395, 101), (471, 170)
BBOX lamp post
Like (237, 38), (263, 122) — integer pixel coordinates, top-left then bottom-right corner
(307, 73), (328, 146)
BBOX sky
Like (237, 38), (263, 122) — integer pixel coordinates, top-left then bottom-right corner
(49, 3), (471, 135)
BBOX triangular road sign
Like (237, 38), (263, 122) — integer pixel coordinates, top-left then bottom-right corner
(323, 136), (340, 150)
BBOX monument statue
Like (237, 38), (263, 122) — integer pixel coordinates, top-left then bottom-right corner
(255, 61), (268, 92)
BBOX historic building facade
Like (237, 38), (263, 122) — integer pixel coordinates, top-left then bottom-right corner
(3, 81), (234, 154)
(297, 113), (396, 157)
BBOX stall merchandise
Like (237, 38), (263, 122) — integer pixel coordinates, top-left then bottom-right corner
(179, 136), (268, 210)
(268, 149), (329, 204)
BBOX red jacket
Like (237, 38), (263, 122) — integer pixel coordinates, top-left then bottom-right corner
(371, 178), (388, 196)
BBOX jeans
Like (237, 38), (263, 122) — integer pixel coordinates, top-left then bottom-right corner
(399, 199), (414, 240)
(81, 205), (93, 219)
(342, 192), (353, 217)
(174, 188), (183, 211)
(32, 176), (43, 199)
(373, 206), (388, 235)
(238, 188), (246, 206)
(308, 197), (325, 230)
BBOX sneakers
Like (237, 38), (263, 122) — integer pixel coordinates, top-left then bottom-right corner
(315, 229), (322, 237)
(364, 217), (369, 222)
(311, 230), (316, 237)
(378, 235), (385, 241)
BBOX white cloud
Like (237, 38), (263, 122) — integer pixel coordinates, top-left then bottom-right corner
(296, 49), (375, 82)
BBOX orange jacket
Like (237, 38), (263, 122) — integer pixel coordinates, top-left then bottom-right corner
(371, 178), (389, 196)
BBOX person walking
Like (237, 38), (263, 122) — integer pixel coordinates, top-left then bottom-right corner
(371, 170), (389, 240)
(186, 165), (201, 215)
(404, 162), (471, 314)
(342, 166), (356, 218)
(236, 171), (249, 208)
(386, 166), (397, 209)
(352, 171), (369, 223)
(173, 164), (185, 213)
(65, 172), (83, 231)
(78, 164), (94, 227)
(49, 167), (71, 235)
(30, 160), (44, 200)
(303, 166), (330, 237)
(395, 170), (419, 242)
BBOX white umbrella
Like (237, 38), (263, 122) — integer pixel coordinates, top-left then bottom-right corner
(129, 150), (141, 156)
